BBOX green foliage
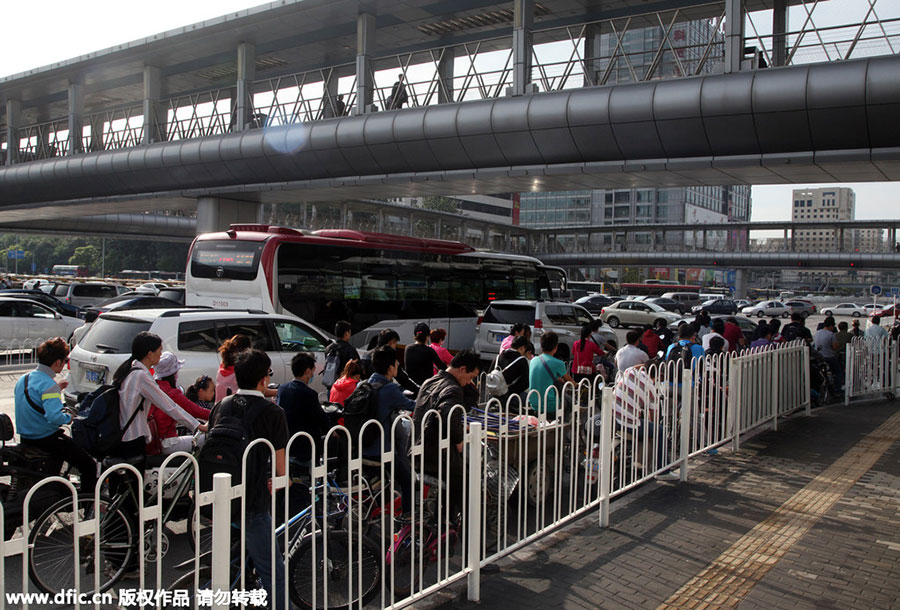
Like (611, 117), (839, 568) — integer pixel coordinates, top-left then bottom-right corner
(420, 197), (461, 214)
(0, 233), (188, 276)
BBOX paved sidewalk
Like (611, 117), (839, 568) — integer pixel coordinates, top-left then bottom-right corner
(428, 400), (900, 610)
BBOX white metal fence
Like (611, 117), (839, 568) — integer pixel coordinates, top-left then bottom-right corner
(1, 341), (813, 609)
(845, 335), (900, 403)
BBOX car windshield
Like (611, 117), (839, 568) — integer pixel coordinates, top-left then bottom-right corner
(645, 302), (667, 313)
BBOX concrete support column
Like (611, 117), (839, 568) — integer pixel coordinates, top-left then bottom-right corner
(791, 229), (796, 252)
(341, 203), (349, 228)
(300, 202), (308, 227)
(734, 269), (748, 299)
(511, 0), (534, 96)
(236, 43), (256, 131)
(196, 197), (263, 234)
(436, 47), (456, 104)
(435, 217), (443, 239)
(460, 222), (467, 243)
(88, 115), (104, 152)
(355, 13), (376, 114)
(143, 66), (165, 144)
(376, 209), (384, 233)
(784, 228), (789, 251)
(5, 99), (20, 165)
(408, 213), (415, 236)
(724, 0), (744, 73)
(702, 231), (708, 250)
(583, 21), (605, 87)
(772, 0), (789, 67)
(67, 82), (84, 155)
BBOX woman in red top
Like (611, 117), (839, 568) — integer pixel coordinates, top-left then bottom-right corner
(571, 324), (606, 382)
(328, 360), (362, 406)
(214, 334), (251, 402)
(149, 352), (211, 455)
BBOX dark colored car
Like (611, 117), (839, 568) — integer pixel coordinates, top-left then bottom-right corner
(692, 298), (739, 315)
(0, 289), (81, 318)
(156, 287), (185, 305)
(574, 294), (616, 315)
(647, 297), (685, 315)
(86, 295), (183, 315)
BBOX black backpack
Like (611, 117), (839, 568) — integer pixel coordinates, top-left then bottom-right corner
(781, 323), (799, 342)
(197, 395), (264, 500)
(342, 380), (385, 452)
(667, 341), (695, 368)
(322, 344), (341, 388)
(70, 369), (143, 459)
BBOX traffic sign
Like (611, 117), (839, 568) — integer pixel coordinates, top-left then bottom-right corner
(890, 287), (900, 296)
(6, 249), (24, 260)
(870, 285), (882, 296)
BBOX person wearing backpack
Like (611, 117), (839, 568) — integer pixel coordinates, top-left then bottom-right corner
(413, 350), (482, 520)
(494, 336), (531, 405)
(664, 324), (705, 366)
(362, 346), (415, 519)
(215, 334), (251, 402)
(323, 320), (360, 390)
(148, 352), (210, 456)
(114, 332), (206, 463)
(205, 349), (289, 610)
(15, 338), (98, 495)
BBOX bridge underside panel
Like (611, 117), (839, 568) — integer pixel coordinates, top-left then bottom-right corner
(1, 56), (899, 213)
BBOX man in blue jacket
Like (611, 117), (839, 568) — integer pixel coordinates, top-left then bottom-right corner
(15, 337), (97, 494)
(364, 346), (415, 520)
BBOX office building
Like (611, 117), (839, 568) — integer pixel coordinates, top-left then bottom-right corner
(791, 187), (855, 251)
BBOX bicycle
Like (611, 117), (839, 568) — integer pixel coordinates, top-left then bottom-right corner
(171, 465), (382, 610)
(0, 413), (69, 540)
(27, 451), (200, 596)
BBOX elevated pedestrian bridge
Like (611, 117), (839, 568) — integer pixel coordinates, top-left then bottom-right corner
(1, 55), (899, 219)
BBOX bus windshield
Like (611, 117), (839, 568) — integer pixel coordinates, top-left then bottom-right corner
(190, 240), (264, 281)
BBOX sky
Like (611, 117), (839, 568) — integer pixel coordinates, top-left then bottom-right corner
(2, 0), (899, 223)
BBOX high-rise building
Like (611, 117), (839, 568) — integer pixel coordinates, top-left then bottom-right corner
(791, 187), (855, 251)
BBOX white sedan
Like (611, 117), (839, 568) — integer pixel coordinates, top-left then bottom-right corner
(741, 300), (791, 318)
(820, 303), (868, 317)
(0, 296), (82, 343)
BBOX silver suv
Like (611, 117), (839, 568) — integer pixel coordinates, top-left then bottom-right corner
(50, 282), (128, 308)
(474, 300), (617, 363)
(65, 308), (332, 405)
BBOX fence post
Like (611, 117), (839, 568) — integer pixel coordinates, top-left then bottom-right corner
(733, 358), (742, 453)
(598, 386), (613, 528)
(772, 350), (780, 431)
(844, 344), (852, 406)
(679, 365), (692, 483)
(467, 420), (483, 602)
(804, 344), (812, 416)
(211, 472), (232, 610)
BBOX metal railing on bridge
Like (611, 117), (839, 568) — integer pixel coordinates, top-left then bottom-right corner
(6, 1), (899, 163)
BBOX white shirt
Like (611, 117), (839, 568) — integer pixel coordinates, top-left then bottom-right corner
(613, 368), (658, 429)
(119, 360), (201, 443)
(701, 332), (730, 353)
(615, 344), (649, 371)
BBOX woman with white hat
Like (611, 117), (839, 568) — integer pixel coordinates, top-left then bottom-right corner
(148, 351), (210, 455)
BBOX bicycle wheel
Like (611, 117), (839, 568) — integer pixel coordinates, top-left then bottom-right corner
(289, 529), (381, 610)
(29, 495), (135, 596)
(386, 527), (420, 600)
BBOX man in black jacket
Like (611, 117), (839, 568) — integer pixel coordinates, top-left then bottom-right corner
(413, 350), (481, 518)
(207, 349), (288, 610)
(324, 320), (360, 389)
(277, 353), (330, 463)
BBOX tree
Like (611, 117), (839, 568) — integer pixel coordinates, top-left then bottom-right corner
(69, 245), (101, 272)
(420, 197), (461, 214)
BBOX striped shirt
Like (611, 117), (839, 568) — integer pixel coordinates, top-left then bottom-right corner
(118, 360), (201, 443)
(613, 367), (658, 429)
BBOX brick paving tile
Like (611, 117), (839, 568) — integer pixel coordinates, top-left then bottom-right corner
(419, 401), (900, 610)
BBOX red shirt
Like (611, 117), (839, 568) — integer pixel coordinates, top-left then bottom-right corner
(149, 379), (211, 443)
(571, 339), (605, 374)
(723, 323), (744, 350)
(641, 330), (662, 356)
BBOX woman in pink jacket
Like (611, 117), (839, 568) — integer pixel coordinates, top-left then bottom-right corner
(148, 352), (210, 455)
(328, 360), (362, 406)
(429, 328), (453, 372)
